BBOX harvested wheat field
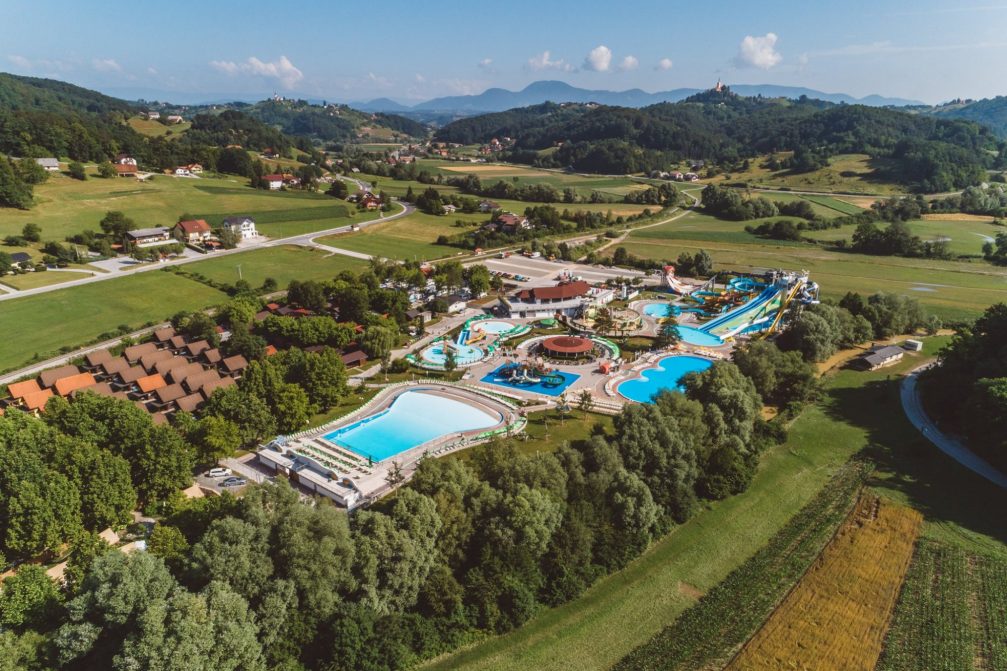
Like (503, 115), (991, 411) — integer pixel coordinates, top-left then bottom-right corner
(725, 495), (922, 671)
(440, 164), (539, 174)
(920, 212), (995, 222)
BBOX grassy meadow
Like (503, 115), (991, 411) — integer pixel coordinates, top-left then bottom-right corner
(0, 270), (93, 291)
(180, 244), (367, 288)
(127, 116), (191, 138)
(703, 153), (908, 195)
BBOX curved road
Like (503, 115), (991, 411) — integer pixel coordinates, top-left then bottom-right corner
(901, 364), (1007, 489)
(0, 200), (413, 303)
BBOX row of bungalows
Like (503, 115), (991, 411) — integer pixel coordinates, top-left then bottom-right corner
(3, 326), (247, 423)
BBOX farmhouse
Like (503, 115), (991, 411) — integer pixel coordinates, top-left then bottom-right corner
(114, 164), (138, 177)
(478, 199), (501, 212)
(505, 280), (614, 319)
(142, 111), (160, 120)
(222, 216), (258, 239)
(263, 173), (285, 190)
(166, 115), (184, 124)
(497, 213), (531, 234)
(35, 157), (60, 172)
(174, 219), (212, 243)
(116, 153), (137, 166)
(186, 163), (203, 174)
(359, 192), (382, 209)
(126, 227), (173, 247)
(858, 345), (905, 371)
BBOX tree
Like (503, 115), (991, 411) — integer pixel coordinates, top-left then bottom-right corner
(133, 425), (195, 504)
(186, 415), (241, 464)
(203, 386), (276, 447)
(68, 161), (87, 181)
(0, 564), (61, 629)
(0, 157), (34, 209)
(21, 223), (40, 243)
(465, 264), (492, 297)
(443, 347), (457, 374)
(593, 307), (615, 338)
(15, 158), (49, 186)
(189, 517), (273, 602)
(296, 348), (348, 410)
(4, 472), (82, 558)
(225, 331), (267, 361)
(326, 179), (349, 199)
(655, 321), (682, 349)
(147, 524), (190, 566)
(99, 210), (137, 239)
(97, 161), (117, 179)
(361, 325), (397, 360)
(577, 390), (595, 416)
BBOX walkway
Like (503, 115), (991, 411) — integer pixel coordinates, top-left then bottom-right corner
(901, 364), (1007, 490)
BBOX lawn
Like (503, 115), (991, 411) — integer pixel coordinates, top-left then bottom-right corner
(180, 245), (367, 288)
(192, 200), (378, 238)
(0, 172), (360, 244)
(412, 160), (652, 198)
(0, 271), (224, 372)
(127, 116), (191, 138)
(805, 216), (1001, 257)
(0, 270), (93, 290)
(422, 344), (1007, 671)
(318, 210), (475, 262)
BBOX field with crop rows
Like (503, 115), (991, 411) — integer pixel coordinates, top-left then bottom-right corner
(726, 495), (922, 671)
(609, 462), (870, 671)
(877, 540), (1007, 671)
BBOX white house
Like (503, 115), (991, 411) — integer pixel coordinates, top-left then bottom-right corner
(143, 111), (160, 120)
(173, 166), (191, 176)
(263, 174), (284, 190)
(222, 216), (258, 240)
(166, 115), (184, 124)
(443, 293), (469, 314)
(35, 158), (60, 172)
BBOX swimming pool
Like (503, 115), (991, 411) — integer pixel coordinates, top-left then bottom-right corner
(475, 320), (516, 335)
(323, 390), (501, 462)
(677, 325), (725, 347)
(421, 342), (484, 366)
(617, 355), (713, 403)
(481, 364), (580, 397)
(642, 303), (680, 318)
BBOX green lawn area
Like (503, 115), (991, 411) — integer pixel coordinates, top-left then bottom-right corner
(614, 211), (1007, 320)
(127, 116), (191, 138)
(0, 270), (93, 290)
(409, 160), (652, 198)
(318, 210), (474, 262)
(0, 173), (361, 245)
(0, 272), (224, 372)
(192, 199), (380, 238)
(805, 217), (1000, 257)
(181, 245), (367, 288)
(705, 153), (907, 195)
(422, 344), (1007, 671)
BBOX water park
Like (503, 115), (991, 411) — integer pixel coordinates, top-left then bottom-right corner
(409, 315), (530, 370)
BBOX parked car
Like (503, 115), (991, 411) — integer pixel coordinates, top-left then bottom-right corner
(206, 467), (232, 478)
(220, 477), (247, 487)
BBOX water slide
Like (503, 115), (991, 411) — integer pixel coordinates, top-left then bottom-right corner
(700, 286), (785, 338)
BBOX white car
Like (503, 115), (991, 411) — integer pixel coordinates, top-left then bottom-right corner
(206, 467), (232, 478)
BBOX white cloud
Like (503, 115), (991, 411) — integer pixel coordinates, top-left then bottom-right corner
(527, 50), (574, 72)
(7, 54), (32, 69)
(147, 66), (158, 75)
(477, 57), (494, 71)
(655, 57), (674, 71)
(735, 33), (782, 69)
(618, 55), (639, 71)
(92, 58), (122, 73)
(414, 73), (426, 83)
(210, 55), (304, 89)
(583, 45), (613, 72)
(366, 71), (392, 88)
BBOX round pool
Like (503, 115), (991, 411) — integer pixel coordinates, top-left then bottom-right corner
(474, 320), (516, 335)
(617, 355), (714, 403)
(677, 325), (725, 347)
(421, 342), (484, 366)
(642, 302), (680, 318)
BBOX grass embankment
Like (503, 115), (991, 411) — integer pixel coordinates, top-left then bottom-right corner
(878, 540), (1007, 671)
(423, 339), (1007, 671)
(726, 495), (922, 671)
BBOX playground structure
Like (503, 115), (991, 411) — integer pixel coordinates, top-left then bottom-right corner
(409, 315), (532, 371)
(493, 362), (566, 388)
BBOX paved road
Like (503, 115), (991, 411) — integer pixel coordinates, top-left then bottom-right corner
(0, 200), (413, 303)
(901, 364), (1007, 490)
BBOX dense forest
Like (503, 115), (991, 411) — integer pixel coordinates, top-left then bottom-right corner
(233, 99), (427, 142)
(435, 88), (1002, 191)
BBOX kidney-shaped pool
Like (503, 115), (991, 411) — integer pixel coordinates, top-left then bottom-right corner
(617, 355), (714, 403)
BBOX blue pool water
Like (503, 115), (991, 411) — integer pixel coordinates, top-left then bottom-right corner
(481, 364), (580, 397)
(421, 342), (484, 365)
(617, 355), (713, 403)
(677, 325), (724, 347)
(323, 390), (500, 462)
(475, 320), (516, 335)
(643, 303), (680, 318)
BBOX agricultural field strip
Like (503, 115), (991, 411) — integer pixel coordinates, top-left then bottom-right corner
(725, 495), (922, 671)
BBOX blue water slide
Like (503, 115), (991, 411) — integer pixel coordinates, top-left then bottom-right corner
(700, 286), (780, 334)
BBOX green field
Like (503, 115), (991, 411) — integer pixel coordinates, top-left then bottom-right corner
(319, 210), (475, 262)
(757, 191), (865, 218)
(423, 341), (1007, 671)
(614, 211), (1007, 320)
(0, 270), (93, 290)
(181, 245), (367, 288)
(0, 272), (224, 372)
(407, 159), (652, 197)
(127, 116), (191, 138)
(0, 173), (363, 245)
(191, 199), (376, 238)
(705, 153), (907, 195)
(805, 217), (1000, 257)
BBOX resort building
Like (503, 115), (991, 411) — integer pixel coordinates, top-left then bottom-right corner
(503, 280), (614, 319)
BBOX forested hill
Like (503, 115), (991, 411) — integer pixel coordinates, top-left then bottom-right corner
(0, 72), (134, 115)
(436, 88), (1003, 191)
(235, 99), (428, 142)
(928, 96), (1007, 138)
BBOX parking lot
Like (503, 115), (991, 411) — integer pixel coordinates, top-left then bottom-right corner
(478, 255), (651, 287)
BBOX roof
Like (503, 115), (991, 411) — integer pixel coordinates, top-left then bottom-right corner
(39, 364), (81, 388)
(868, 345), (905, 357)
(221, 355), (248, 373)
(264, 174), (285, 181)
(7, 379), (41, 400)
(341, 350), (368, 366)
(516, 281), (590, 302)
(222, 216), (254, 226)
(153, 326), (176, 342)
(117, 366), (146, 384)
(54, 372), (97, 397)
(183, 369), (221, 393)
(35, 158), (59, 168)
(264, 345), (278, 356)
(542, 335), (594, 355)
(861, 346), (905, 367)
(168, 362), (205, 385)
(175, 393), (204, 413)
(136, 374), (167, 394)
(154, 356), (189, 377)
(202, 348), (222, 364)
(114, 164), (137, 175)
(123, 341), (157, 362)
(154, 383), (186, 404)
(10, 252), (31, 264)
(84, 349), (113, 367)
(498, 213), (528, 226)
(100, 358), (131, 376)
(140, 349), (174, 371)
(175, 219), (211, 234)
(200, 375), (235, 399)
(73, 381), (114, 398)
(185, 340), (209, 357)
(127, 227), (169, 239)
(22, 389), (53, 412)
(169, 335), (187, 349)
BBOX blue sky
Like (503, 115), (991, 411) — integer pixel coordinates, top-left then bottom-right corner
(3, 0), (1007, 104)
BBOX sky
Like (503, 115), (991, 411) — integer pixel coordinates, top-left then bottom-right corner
(3, 0), (1007, 105)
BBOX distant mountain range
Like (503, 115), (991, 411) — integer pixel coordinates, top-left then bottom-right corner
(353, 80), (924, 114)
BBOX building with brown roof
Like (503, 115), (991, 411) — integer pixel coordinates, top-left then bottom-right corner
(73, 381), (115, 398)
(168, 362), (205, 386)
(153, 383), (186, 408)
(185, 340), (210, 359)
(39, 364), (81, 389)
(175, 393), (204, 413)
(153, 326), (176, 344)
(202, 348), (222, 365)
(174, 219), (212, 243)
(340, 350), (368, 368)
(7, 379), (41, 400)
(55, 372), (97, 397)
(221, 355), (248, 377)
(123, 342), (158, 363)
(199, 375), (235, 399)
(113, 366), (146, 390)
(169, 335), (187, 350)
(140, 349), (174, 372)
(182, 369), (221, 394)
(99, 357), (131, 379)
(84, 349), (114, 370)
(154, 356), (189, 378)
(507, 280), (613, 319)
(114, 163), (138, 177)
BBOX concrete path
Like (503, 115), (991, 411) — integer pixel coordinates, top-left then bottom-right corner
(901, 363), (1007, 490)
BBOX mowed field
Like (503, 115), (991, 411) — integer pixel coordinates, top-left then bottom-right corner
(0, 272), (224, 372)
(704, 153), (907, 195)
(0, 270), (93, 291)
(412, 159), (653, 197)
(805, 217), (1001, 257)
(614, 211), (1007, 319)
(181, 245), (367, 288)
(127, 116), (191, 138)
(424, 340), (1007, 671)
(0, 172), (364, 244)
(319, 210), (467, 261)
(726, 495), (922, 671)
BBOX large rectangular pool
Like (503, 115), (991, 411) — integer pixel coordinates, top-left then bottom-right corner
(322, 390), (500, 462)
